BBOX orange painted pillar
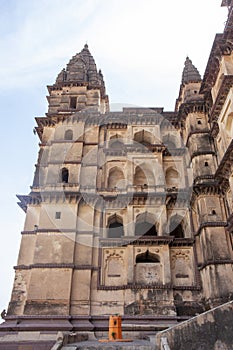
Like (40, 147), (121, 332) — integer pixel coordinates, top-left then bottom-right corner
(108, 315), (122, 340)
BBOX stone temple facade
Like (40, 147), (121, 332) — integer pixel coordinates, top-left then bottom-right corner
(1, 1), (233, 348)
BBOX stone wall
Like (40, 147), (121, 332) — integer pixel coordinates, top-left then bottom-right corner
(155, 300), (233, 350)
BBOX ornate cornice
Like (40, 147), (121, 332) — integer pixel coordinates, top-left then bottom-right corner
(97, 283), (200, 291)
(178, 101), (207, 119)
(14, 263), (98, 270)
(18, 187), (193, 210)
(21, 229), (96, 236)
(186, 129), (210, 145)
(209, 75), (233, 123)
(193, 184), (223, 196)
(103, 123), (127, 129)
(17, 194), (41, 212)
(190, 150), (215, 161)
(198, 259), (233, 271)
(99, 236), (194, 247)
(200, 7), (233, 96)
(195, 221), (227, 236)
(215, 140), (233, 180)
(193, 175), (215, 185)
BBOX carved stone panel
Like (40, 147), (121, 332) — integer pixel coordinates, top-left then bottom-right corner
(103, 248), (127, 286)
(135, 263), (162, 284)
(170, 248), (194, 286)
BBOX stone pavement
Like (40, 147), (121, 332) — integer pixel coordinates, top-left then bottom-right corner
(61, 339), (155, 349)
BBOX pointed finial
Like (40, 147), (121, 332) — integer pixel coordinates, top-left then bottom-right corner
(182, 56), (201, 84)
(84, 43), (88, 49)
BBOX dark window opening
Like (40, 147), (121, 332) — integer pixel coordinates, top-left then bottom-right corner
(205, 161), (209, 167)
(165, 141), (176, 149)
(110, 140), (123, 149)
(65, 129), (73, 140)
(108, 222), (124, 238)
(212, 210), (216, 215)
(136, 250), (160, 263)
(170, 224), (184, 238)
(133, 130), (153, 147)
(197, 120), (202, 125)
(61, 168), (69, 183)
(55, 212), (61, 219)
(70, 97), (77, 109)
(135, 221), (157, 237)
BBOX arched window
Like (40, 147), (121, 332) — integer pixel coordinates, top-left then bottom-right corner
(109, 135), (123, 149)
(134, 166), (146, 186)
(61, 167), (69, 183)
(170, 224), (184, 238)
(135, 221), (157, 236)
(134, 130), (153, 146)
(64, 129), (73, 140)
(133, 165), (154, 186)
(169, 215), (184, 238)
(109, 140), (123, 149)
(165, 168), (179, 187)
(108, 167), (125, 189)
(107, 215), (124, 238)
(163, 134), (179, 149)
(135, 212), (157, 237)
(166, 141), (176, 149)
(136, 250), (160, 263)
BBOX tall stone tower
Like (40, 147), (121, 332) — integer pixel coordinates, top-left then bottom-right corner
(1, 3), (233, 349)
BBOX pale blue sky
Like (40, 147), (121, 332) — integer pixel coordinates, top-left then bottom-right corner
(0, 0), (227, 316)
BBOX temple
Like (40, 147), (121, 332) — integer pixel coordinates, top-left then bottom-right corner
(1, 2), (233, 349)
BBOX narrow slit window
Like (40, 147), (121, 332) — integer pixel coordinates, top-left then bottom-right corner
(65, 129), (73, 140)
(61, 167), (69, 183)
(55, 212), (61, 219)
(70, 97), (77, 109)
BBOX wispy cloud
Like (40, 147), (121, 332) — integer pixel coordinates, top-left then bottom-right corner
(0, 0), (226, 101)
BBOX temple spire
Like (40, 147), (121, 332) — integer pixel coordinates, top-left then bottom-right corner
(182, 57), (201, 84)
(55, 44), (105, 91)
(47, 44), (109, 114)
